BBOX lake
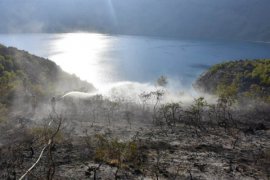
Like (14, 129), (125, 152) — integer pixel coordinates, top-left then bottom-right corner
(0, 33), (270, 93)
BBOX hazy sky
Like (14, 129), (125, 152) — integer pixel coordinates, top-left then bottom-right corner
(0, 0), (270, 41)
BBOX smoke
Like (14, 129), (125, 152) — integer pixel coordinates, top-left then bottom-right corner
(85, 77), (218, 105)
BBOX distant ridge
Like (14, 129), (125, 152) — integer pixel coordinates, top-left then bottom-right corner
(0, 0), (270, 41)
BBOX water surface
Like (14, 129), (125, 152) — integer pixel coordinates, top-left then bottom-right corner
(0, 33), (270, 91)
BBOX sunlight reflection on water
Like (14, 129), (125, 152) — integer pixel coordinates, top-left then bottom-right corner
(48, 33), (117, 89)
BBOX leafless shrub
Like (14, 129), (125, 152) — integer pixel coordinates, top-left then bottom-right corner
(139, 91), (152, 112)
(156, 102), (182, 127)
(184, 97), (207, 136)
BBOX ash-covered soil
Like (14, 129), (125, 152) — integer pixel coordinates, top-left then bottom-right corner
(0, 114), (269, 180)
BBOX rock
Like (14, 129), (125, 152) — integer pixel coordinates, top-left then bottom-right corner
(194, 163), (207, 172)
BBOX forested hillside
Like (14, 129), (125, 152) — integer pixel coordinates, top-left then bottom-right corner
(0, 44), (95, 119)
(195, 59), (270, 102)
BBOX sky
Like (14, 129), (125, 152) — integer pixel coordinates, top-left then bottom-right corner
(0, 0), (270, 41)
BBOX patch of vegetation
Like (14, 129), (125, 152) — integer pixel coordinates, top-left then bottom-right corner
(29, 126), (64, 144)
(94, 134), (141, 168)
(0, 103), (8, 123)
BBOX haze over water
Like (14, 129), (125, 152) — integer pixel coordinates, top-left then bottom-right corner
(1, 33), (270, 92)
